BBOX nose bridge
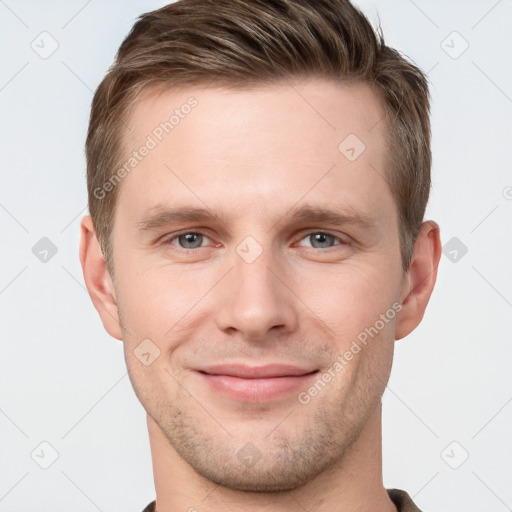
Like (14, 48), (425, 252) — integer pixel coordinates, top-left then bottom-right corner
(214, 237), (298, 340)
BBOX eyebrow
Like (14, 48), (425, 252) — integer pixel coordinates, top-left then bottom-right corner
(134, 206), (229, 231)
(134, 203), (377, 234)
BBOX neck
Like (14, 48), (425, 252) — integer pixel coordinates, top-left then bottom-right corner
(147, 403), (397, 512)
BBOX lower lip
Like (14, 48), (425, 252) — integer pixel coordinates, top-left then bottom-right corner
(197, 371), (318, 402)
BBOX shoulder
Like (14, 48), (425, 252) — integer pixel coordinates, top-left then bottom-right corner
(140, 500), (156, 512)
(387, 488), (423, 512)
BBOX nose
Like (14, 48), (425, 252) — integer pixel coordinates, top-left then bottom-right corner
(214, 247), (299, 342)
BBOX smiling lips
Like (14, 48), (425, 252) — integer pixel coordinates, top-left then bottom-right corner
(196, 364), (319, 402)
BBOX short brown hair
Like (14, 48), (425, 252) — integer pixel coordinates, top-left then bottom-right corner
(86, 0), (431, 276)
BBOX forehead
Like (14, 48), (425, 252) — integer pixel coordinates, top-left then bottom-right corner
(123, 78), (387, 156)
(115, 78), (394, 230)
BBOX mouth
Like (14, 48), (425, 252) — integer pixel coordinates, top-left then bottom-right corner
(195, 364), (320, 402)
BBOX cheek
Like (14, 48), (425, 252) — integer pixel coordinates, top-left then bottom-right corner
(116, 263), (207, 339)
(122, 357), (176, 421)
(297, 260), (400, 340)
(115, 240), (402, 352)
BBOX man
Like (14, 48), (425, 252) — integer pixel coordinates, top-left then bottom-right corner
(79, 0), (441, 510)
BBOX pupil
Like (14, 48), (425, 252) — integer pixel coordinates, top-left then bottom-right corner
(182, 233), (201, 248)
(313, 233), (330, 248)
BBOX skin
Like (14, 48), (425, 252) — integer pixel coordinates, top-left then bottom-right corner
(80, 78), (441, 512)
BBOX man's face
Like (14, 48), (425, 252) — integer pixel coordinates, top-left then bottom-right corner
(110, 79), (407, 491)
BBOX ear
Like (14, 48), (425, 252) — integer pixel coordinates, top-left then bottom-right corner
(79, 214), (123, 340)
(395, 220), (442, 341)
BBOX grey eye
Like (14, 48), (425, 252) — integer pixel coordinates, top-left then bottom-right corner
(175, 233), (205, 249)
(304, 233), (339, 249)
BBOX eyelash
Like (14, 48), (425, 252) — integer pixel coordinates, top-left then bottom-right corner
(162, 230), (349, 251)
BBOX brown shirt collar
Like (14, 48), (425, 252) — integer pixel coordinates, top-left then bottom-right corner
(141, 488), (422, 512)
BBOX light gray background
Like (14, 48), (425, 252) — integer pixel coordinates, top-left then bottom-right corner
(1, 1), (511, 511)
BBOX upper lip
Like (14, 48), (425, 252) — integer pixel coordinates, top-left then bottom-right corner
(196, 364), (318, 379)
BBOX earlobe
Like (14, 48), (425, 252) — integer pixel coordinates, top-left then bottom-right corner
(79, 215), (123, 340)
(395, 221), (442, 341)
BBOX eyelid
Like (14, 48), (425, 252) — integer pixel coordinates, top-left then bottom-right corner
(163, 230), (215, 249)
(294, 230), (350, 248)
(162, 229), (349, 250)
